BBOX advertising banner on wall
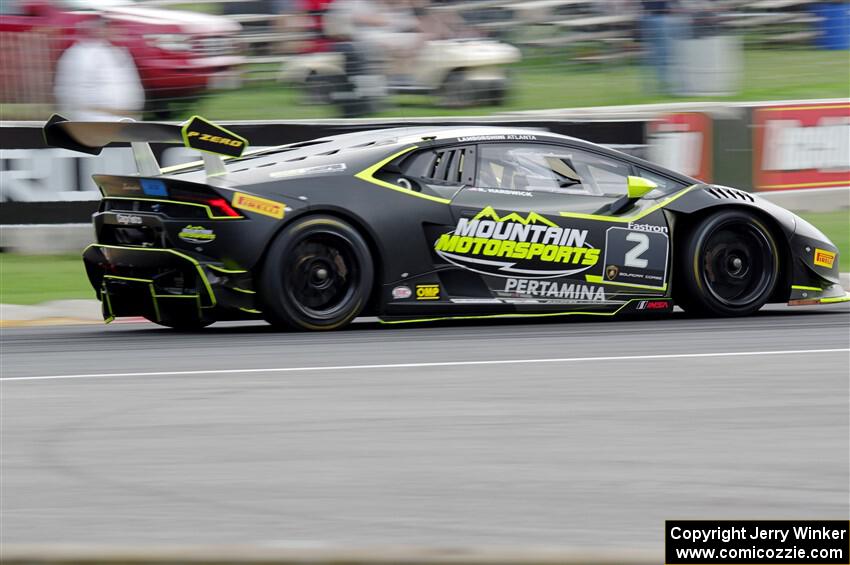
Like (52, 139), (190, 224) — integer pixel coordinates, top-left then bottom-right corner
(753, 102), (850, 191)
(647, 113), (712, 183)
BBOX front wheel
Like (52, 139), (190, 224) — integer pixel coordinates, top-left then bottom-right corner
(676, 210), (779, 316)
(259, 216), (374, 331)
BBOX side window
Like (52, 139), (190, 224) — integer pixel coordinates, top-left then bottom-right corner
(477, 144), (631, 197)
(385, 146), (475, 189)
(635, 167), (690, 196)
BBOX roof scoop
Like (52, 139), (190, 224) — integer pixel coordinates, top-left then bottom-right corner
(43, 114), (248, 178)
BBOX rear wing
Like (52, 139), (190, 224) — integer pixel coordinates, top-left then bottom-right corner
(43, 114), (249, 177)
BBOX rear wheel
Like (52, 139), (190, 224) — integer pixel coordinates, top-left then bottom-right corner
(676, 210), (779, 316)
(260, 216), (373, 331)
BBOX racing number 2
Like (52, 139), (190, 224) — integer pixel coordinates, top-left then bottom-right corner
(624, 232), (649, 268)
(602, 226), (669, 288)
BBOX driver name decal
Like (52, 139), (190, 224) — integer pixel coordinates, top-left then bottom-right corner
(435, 206), (599, 278)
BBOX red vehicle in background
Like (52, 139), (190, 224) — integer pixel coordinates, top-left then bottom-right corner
(0, 0), (243, 117)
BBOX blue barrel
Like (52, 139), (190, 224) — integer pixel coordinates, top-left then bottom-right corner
(813, 3), (850, 50)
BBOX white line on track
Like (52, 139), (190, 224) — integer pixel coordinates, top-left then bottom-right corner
(2, 348), (848, 382)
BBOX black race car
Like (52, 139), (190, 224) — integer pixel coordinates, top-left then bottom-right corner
(44, 115), (848, 330)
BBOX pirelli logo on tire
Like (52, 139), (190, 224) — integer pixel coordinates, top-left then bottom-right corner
(232, 192), (285, 219)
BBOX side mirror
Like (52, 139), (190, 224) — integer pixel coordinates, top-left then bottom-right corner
(607, 176), (659, 215)
(627, 175), (658, 199)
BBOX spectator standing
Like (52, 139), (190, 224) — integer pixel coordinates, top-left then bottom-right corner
(640, 0), (681, 94)
(325, 0), (425, 76)
(54, 17), (145, 121)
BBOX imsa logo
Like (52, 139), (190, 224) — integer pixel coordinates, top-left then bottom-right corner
(416, 284), (440, 300)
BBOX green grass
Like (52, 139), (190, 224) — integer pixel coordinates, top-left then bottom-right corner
(2, 47), (845, 121)
(799, 210), (850, 272)
(165, 3), (221, 14)
(1, 209), (846, 306)
(0, 254), (94, 305)
(189, 48), (850, 121)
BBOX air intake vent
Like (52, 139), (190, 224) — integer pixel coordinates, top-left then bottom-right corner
(705, 186), (755, 202)
(428, 148), (467, 184)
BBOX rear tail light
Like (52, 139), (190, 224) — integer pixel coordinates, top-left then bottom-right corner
(95, 175), (243, 219)
(177, 194), (241, 218)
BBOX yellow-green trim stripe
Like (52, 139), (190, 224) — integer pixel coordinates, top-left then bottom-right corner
(103, 275), (153, 284)
(379, 299), (644, 325)
(104, 196), (243, 220)
(585, 274), (667, 291)
(791, 285), (823, 292)
(354, 146), (452, 205)
(104, 275), (161, 321)
(87, 244), (217, 307)
(208, 265), (248, 274)
(559, 185), (696, 222)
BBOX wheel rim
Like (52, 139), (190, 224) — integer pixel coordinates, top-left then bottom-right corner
(700, 219), (775, 308)
(285, 233), (359, 320)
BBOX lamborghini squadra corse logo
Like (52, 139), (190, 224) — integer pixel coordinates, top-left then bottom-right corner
(434, 207), (599, 279)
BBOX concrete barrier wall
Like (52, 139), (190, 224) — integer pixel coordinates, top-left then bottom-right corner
(0, 223), (93, 254)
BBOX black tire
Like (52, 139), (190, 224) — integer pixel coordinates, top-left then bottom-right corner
(676, 210), (779, 317)
(259, 216), (374, 331)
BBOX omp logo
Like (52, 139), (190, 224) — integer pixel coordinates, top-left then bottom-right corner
(185, 131), (244, 148)
(416, 284), (440, 300)
(814, 248), (836, 268)
(231, 192), (285, 219)
(434, 207), (599, 279)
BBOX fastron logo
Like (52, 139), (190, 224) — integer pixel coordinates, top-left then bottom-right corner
(434, 207), (599, 279)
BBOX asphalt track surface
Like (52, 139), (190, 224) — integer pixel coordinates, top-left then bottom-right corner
(2, 304), (849, 549)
